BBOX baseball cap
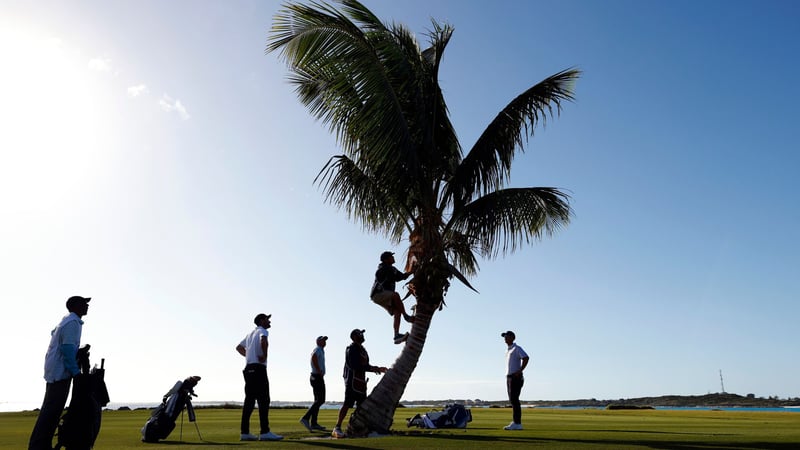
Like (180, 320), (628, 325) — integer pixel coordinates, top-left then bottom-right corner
(380, 251), (394, 261)
(501, 330), (515, 339)
(254, 313), (272, 325)
(317, 335), (328, 342)
(66, 296), (91, 311)
(350, 329), (365, 340)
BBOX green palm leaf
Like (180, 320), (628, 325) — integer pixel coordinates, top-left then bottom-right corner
(446, 69), (580, 208)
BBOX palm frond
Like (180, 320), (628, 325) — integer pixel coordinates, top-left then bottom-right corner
(445, 69), (580, 208)
(443, 229), (480, 277)
(448, 263), (478, 293)
(447, 187), (572, 258)
(268, 1), (418, 183)
(315, 154), (410, 241)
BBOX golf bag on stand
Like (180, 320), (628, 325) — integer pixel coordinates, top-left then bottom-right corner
(141, 376), (202, 443)
(55, 344), (110, 450)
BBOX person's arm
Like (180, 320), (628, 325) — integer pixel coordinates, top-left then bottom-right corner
(258, 335), (268, 363)
(60, 321), (81, 376)
(395, 267), (412, 281)
(60, 344), (80, 376)
(518, 356), (529, 375)
(236, 344), (246, 357)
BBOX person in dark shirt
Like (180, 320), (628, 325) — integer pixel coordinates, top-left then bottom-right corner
(369, 251), (415, 344)
(331, 329), (387, 438)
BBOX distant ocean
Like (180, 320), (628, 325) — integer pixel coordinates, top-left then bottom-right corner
(533, 405), (800, 413)
(1, 401), (339, 413)
(3, 401), (799, 414)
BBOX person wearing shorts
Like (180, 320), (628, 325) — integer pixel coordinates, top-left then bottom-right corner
(370, 251), (415, 344)
(331, 329), (387, 438)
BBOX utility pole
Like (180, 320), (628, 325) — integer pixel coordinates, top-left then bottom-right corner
(719, 369), (726, 394)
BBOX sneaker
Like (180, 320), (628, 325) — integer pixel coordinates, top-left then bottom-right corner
(311, 424), (327, 431)
(331, 427), (345, 438)
(393, 332), (409, 344)
(503, 422), (523, 430)
(259, 431), (283, 441)
(240, 433), (258, 441)
(299, 417), (312, 431)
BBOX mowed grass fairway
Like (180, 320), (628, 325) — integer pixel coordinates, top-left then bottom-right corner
(2, 407), (799, 449)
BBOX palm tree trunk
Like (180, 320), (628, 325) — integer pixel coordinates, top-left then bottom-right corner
(347, 300), (436, 436)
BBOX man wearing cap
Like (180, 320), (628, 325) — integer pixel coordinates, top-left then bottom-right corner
(502, 330), (529, 430)
(236, 313), (282, 441)
(29, 295), (91, 450)
(300, 335), (327, 432)
(331, 329), (387, 438)
(370, 251), (415, 344)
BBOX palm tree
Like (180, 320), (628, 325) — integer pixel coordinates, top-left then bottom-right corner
(268, 0), (579, 435)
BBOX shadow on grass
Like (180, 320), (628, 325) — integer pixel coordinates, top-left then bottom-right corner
(410, 433), (800, 450)
(284, 440), (384, 450)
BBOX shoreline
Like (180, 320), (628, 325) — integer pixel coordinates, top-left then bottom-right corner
(4, 392), (800, 413)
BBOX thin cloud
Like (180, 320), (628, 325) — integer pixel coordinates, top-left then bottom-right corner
(127, 84), (149, 98)
(159, 94), (190, 120)
(87, 57), (112, 72)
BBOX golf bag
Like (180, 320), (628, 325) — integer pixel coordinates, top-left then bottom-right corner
(406, 403), (472, 429)
(55, 344), (110, 450)
(141, 376), (201, 443)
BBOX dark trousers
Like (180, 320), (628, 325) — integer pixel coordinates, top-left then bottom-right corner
(507, 374), (524, 424)
(29, 378), (71, 450)
(302, 374), (326, 424)
(241, 364), (270, 434)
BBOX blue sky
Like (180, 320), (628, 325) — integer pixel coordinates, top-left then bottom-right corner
(1, 0), (798, 411)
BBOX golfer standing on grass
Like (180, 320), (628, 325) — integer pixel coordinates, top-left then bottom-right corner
(29, 295), (90, 450)
(502, 330), (529, 430)
(299, 335), (327, 432)
(236, 313), (282, 441)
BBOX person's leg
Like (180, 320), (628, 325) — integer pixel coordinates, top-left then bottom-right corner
(308, 376), (325, 425)
(393, 309), (401, 335)
(335, 406), (349, 429)
(336, 390), (356, 430)
(508, 376), (523, 424)
(29, 378), (71, 450)
(256, 371), (271, 434)
(241, 368), (257, 434)
(391, 293), (414, 323)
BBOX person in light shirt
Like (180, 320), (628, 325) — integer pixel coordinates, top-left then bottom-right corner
(29, 295), (91, 450)
(236, 313), (282, 441)
(300, 335), (328, 432)
(502, 330), (529, 430)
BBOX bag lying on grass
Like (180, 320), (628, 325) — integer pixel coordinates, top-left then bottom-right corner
(406, 403), (472, 429)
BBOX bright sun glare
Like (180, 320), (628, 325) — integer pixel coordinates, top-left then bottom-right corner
(0, 22), (109, 214)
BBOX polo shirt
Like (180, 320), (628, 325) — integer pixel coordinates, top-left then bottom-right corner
(43, 313), (83, 383)
(505, 343), (529, 376)
(240, 326), (269, 366)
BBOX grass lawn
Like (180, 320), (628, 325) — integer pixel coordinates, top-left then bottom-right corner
(2, 407), (799, 449)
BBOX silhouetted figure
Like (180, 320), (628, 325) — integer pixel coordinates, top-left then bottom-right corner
(370, 251), (415, 344)
(236, 313), (282, 441)
(29, 296), (91, 450)
(299, 335), (328, 432)
(331, 329), (387, 438)
(502, 330), (529, 430)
